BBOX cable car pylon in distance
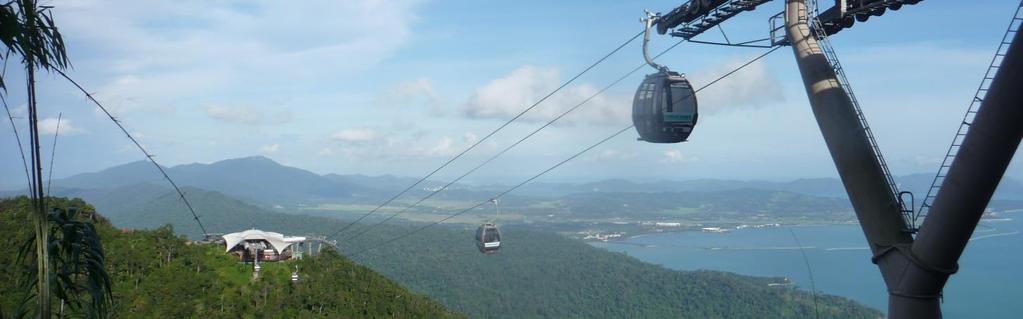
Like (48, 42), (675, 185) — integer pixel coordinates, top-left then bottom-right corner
(476, 198), (502, 254)
(633, 11), (698, 144)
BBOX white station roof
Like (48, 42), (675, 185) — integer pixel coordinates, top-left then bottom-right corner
(223, 229), (307, 253)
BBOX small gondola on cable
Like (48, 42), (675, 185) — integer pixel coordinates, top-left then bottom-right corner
(633, 11), (698, 144)
(475, 198), (502, 254)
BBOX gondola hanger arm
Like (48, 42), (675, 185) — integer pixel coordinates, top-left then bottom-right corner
(642, 10), (670, 73)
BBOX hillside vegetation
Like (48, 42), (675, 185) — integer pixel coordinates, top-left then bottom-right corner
(57, 188), (883, 318)
(347, 225), (880, 318)
(0, 196), (462, 318)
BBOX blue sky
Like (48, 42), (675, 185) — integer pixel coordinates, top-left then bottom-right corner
(1, 0), (1021, 188)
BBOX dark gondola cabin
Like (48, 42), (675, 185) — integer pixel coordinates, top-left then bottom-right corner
(476, 222), (501, 254)
(632, 71), (698, 143)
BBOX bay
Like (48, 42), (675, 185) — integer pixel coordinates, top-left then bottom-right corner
(591, 212), (1023, 317)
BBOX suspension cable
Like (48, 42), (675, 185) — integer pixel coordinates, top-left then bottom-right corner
(789, 228), (820, 319)
(326, 30), (646, 238)
(338, 39), (690, 243)
(46, 112), (61, 197)
(53, 69), (210, 238)
(347, 46), (781, 256)
(349, 125), (634, 257)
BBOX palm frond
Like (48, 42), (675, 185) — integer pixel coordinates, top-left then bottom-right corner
(0, 0), (71, 91)
(48, 207), (113, 318)
(14, 207), (113, 318)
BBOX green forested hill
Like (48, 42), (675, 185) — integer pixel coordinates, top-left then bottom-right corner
(346, 226), (879, 318)
(49, 188), (883, 318)
(0, 197), (462, 318)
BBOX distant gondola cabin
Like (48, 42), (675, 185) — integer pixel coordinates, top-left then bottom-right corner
(476, 223), (501, 254)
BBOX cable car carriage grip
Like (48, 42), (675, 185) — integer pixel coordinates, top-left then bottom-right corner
(633, 11), (698, 144)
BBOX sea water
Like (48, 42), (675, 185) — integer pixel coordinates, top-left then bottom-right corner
(590, 212), (1023, 317)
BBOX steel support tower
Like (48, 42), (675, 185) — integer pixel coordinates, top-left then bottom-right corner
(784, 0), (1023, 317)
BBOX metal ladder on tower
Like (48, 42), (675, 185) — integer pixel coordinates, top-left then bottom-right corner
(912, 1), (1023, 232)
(804, 3), (910, 228)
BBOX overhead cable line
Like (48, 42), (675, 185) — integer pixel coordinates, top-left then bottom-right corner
(789, 228), (820, 319)
(53, 70), (210, 237)
(348, 45), (781, 256)
(349, 125), (634, 257)
(327, 30), (646, 238)
(340, 39), (690, 242)
(46, 112), (61, 197)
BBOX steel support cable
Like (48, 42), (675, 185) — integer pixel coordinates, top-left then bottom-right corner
(45, 113), (60, 209)
(789, 228), (820, 319)
(53, 69), (210, 237)
(340, 39), (691, 243)
(340, 65), (641, 242)
(326, 30), (646, 238)
(348, 45), (781, 256)
(46, 114), (62, 195)
(349, 125), (634, 257)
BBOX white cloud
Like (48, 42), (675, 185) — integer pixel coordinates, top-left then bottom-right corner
(205, 105), (292, 125)
(324, 131), (484, 162)
(459, 61), (779, 126)
(661, 149), (698, 163)
(463, 132), (480, 145)
(429, 136), (457, 156)
(585, 149), (637, 162)
(259, 143), (280, 154)
(38, 117), (85, 136)
(206, 105), (261, 124)
(378, 78), (440, 109)
(395, 78), (437, 98)
(412, 132), (492, 157)
(60, 0), (423, 113)
(331, 128), (379, 143)
(461, 65), (630, 125)
(375, 78), (447, 117)
(688, 59), (784, 115)
(8, 104), (27, 117)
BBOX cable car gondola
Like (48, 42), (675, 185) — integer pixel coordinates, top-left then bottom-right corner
(475, 199), (502, 254)
(633, 12), (698, 143)
(476, 222), (501, 254)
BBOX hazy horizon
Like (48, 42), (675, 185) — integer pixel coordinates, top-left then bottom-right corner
(3, 153), (1020, 192)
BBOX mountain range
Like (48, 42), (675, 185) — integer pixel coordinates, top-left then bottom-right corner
(5, 155), (1021, 208)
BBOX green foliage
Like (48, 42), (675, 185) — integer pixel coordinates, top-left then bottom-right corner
(0, 196), (35, 317)
(0, 196), (463, 318)
(344, 225), (882, 319)
(0, 0), (70, 89)
(1, 196), (111, 318)
(45, 205), (113, 318)
(66, 188), (882, 318)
